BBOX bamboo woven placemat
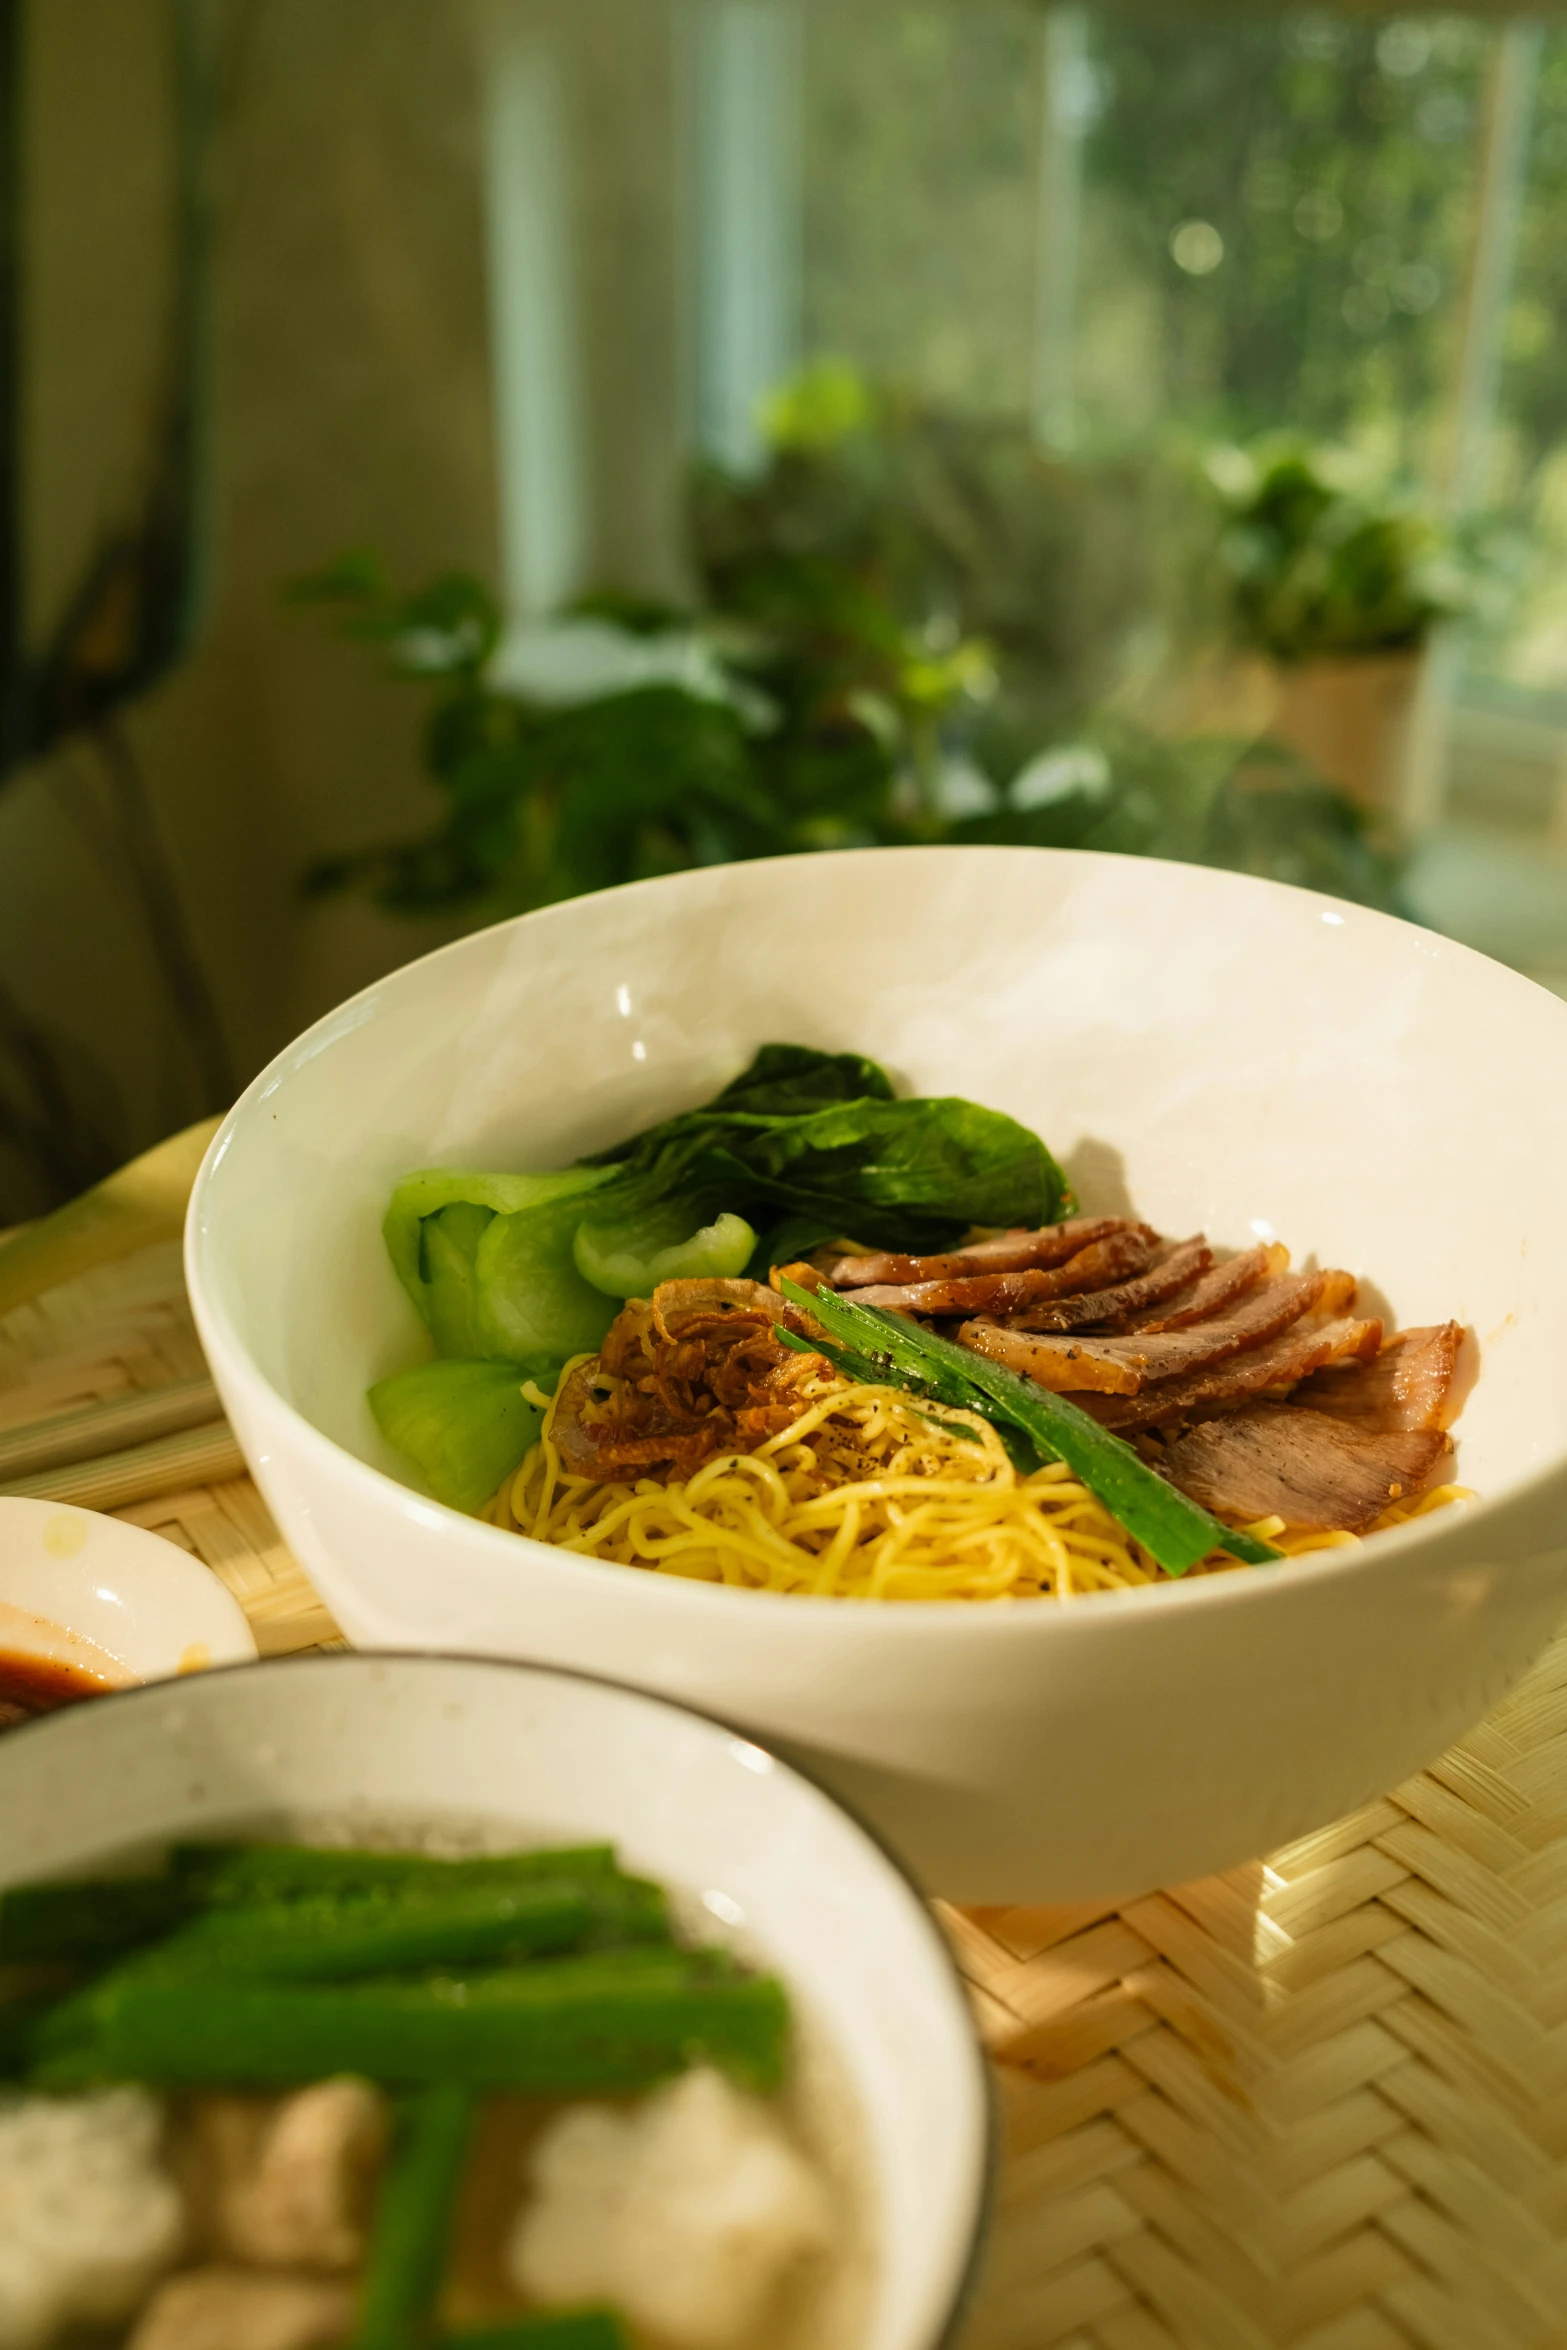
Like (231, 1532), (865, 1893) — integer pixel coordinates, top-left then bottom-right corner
(4, 1238), (1567, 2348)
(0, 1236), (339, 1654)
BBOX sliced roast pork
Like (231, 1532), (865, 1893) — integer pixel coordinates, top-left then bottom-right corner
(1124, 1242), (1283, 1332)
(959, 1270), (1354, 1395)
(1084, 1313), (1384, 1433)
(836, 1226), (1158, 1318)
(1005, 1236), (1213, 1334)
(1292, 1322), (1465, 1433)
(823, 1218), (1137, 1290)
(1159, 1403), (1450, 1532)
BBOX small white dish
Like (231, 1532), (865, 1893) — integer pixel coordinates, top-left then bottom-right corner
(0, 1651), (991, 2350)
(0, 1498), (258, 1686)
(186, 844), (1567, 1900)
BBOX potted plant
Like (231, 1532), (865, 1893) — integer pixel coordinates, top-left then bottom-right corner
(1204, 437), (1471, 813)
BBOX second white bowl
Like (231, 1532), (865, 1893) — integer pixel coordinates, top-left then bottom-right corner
(0, 1651), (990, 2350)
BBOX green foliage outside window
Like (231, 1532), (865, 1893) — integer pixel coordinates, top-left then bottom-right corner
(1077, 15), (1487, 458)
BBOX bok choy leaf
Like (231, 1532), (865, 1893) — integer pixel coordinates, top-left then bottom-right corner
(579, 1043), (1073, 1254)
(589, 1043), (896, 1133)
(381, 1045), (1072, 1370)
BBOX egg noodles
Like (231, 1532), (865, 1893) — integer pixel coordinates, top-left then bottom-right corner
(485, 1359), (1466, 1602)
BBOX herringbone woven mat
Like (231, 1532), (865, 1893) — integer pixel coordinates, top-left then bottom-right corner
(0, 1238), (338, 1652)
(5, 1238), (1567, 2347)
(947, 1647), (1567, 2350)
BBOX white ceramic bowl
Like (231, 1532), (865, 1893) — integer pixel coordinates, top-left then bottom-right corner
(0, 1498), (257, 1686)
(0, 1651), (990, 2350)
(187, 847), (1567, 1900)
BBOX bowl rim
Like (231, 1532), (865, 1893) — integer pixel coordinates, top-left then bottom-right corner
(0, 1642), (997, 2350)
(187, 842), (1567, 1631)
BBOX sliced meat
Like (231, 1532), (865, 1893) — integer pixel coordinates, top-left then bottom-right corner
(823, 1218), (1136, 1289)
(1293, 1321), (1465, 1433)
(1124, 1242), (1284, 1332)
(1004, 1236), (1212, 1334)
(1085, 1313), (1383, 1433)
(958, 1325), (1141, 1395)
(1160, 1403), (1450, 1533)
(960, 1271), (1353, 1394)
(220, 2080), (388, 2271)
(835, 1227), (1158, 1318)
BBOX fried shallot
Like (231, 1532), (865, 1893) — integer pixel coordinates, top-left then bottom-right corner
(551, 1281), (820, 1482)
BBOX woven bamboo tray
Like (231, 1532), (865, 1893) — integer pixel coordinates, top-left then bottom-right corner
(4, 1235), (1567, 2348)
(0, 1236), (339, 1654)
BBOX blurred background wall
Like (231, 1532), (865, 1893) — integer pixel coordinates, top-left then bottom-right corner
(4, 0), (1565, 1214)
(4, 0), (495, 1162)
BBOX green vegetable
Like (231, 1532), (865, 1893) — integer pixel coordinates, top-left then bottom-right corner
(781, 1281), (1280, 1576)
(594, 1042), (894, 1130)
(0, 1842), (655, 1967)
(382, 1049), (1072, 1393)
(0, 1876), (191, 1966)
(172, 1842), (622, 1905)
(472, 1200), (622, 1360)
(127, 1875), (668, 1983)
(368, 1360), (546, 1514)
(36, 1949), (790, 2093)
(742, 1211), (846, 1282)
(417, 1203), (497, 1359)
(440, 2320), (629, 2350)
(357, 2081), (476, 2350)
(579, 1043), (1071, 1255)
(383, 1168), (618, 1363)
(0, 1996), (68, 2079)
(573, 1207), (756, 1299)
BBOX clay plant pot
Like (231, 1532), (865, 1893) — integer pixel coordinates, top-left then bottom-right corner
(1263, 649), (1424, 814)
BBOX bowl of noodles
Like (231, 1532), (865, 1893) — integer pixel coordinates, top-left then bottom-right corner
(186, 847), (1567, 1900)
